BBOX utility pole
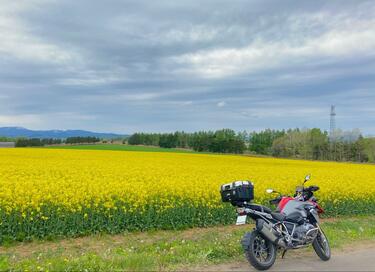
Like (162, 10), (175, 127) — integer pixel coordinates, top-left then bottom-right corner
(329, 105), (336, 160)
(330, 105), (336, 141)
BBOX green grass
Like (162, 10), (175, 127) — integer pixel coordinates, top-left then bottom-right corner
(1, 216), (374, 271)
(45, 144), (197, 153)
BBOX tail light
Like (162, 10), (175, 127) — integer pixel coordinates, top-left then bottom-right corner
(237, 207), (246, 215)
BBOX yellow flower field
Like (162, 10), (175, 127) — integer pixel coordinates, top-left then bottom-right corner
(0, 148), (374, 241)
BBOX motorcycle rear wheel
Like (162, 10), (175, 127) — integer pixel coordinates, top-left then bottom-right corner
(244, 230), (276, 270)
(312, 228), (331, 261)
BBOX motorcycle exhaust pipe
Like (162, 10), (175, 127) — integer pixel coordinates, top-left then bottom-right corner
(256, 219), (286, 248)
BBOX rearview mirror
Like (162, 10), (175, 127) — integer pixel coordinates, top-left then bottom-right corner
(266, 189), (274, 194)
(304, 174), (311, 182)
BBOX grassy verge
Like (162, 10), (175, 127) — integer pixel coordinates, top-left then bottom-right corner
(45, 144), (197, 153)
(0, 216), (374, 271)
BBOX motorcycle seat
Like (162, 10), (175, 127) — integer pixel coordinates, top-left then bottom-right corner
(247, 204), (272, 214)
(271, 212), (286, 221)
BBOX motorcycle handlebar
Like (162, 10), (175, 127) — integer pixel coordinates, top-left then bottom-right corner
(306, 185), (319, 192)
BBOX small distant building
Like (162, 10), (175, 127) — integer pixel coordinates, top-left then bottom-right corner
(0, 142), (15, 148)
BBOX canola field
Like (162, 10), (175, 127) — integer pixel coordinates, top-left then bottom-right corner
(0, 148), (374, 242)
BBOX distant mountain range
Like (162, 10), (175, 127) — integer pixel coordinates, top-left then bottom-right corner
(0, 127), (127, 139)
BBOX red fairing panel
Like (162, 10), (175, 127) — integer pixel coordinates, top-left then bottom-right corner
(312, 202), (325, 214)
(278, 196), (325, 214)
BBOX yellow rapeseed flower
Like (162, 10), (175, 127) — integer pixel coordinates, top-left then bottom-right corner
(0, 148), (374, 235)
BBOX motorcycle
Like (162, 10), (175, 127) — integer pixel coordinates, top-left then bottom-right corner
(220, 175), (330, 270)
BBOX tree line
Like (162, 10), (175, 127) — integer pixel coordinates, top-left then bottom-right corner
(65, 136), (100, 144)
(14, 136), (100, 147)
(0, 136), (14, 142)
(245, 128), (374, 162)
(266, 128), (369, 162)
(127, 129), (246, 153)
(126, 128), (375, 162)
(3, 128), (375, 163)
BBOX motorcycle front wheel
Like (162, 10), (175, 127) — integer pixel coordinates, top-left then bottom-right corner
(312, 228), (331, 261)
(244, 230), (276, 270)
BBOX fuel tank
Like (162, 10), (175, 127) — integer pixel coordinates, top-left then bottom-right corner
(279, 198), (312, 224)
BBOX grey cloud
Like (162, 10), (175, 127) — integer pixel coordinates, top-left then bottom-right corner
(0, 0), (375, 134)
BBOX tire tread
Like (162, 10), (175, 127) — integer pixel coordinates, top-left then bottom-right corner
(244, 230), (276, 270)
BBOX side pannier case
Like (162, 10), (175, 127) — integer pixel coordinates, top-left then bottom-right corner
(220, 180), (254, 205)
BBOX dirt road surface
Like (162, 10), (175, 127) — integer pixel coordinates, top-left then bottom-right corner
(194, 243), (375, 271)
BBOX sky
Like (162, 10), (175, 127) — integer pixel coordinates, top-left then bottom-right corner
(0, 0), (375, 134)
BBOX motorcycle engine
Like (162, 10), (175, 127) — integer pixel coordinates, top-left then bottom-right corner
(293, 223), (318, 245)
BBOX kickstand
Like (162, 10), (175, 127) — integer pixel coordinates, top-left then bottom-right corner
(281, 249), (287, 259)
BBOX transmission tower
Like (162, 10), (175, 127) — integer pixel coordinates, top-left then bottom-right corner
(330, 105), (336, 141)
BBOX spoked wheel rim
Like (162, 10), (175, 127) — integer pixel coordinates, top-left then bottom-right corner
(252, 234), (273, 264)
(317, 231), (330, 256)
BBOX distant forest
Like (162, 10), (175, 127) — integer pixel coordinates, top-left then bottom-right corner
(126, 128), (375, 163)
(2, 128), (375, 163)
(12, 136), (101, 147)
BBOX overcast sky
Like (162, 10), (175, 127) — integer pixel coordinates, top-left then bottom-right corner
(1, 0), (375, 134)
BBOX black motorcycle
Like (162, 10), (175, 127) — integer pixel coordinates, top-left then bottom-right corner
(220, 175), (330, 270)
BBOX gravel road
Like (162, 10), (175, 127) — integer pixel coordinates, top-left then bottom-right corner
(195, 243), (375, 272)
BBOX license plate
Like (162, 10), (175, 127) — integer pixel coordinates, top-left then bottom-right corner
(236, 215), (247, 225)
